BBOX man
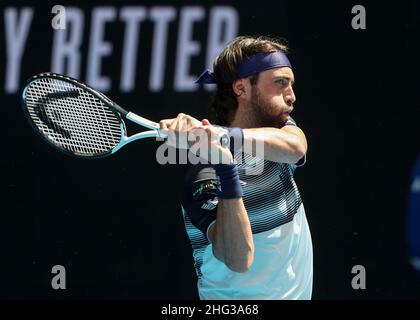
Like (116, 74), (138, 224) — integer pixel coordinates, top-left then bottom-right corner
(160, 36), (313, 299)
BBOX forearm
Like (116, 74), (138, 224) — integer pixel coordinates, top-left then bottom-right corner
(242, 127), (307, 163)
(211, 198), (254, 273)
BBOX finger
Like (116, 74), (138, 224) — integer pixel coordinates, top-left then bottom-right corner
(182, 117), (192, 132)
(204, 127), (224, 147)
(202, 118), (211, 126)
(174, 116), (184, 132)
(168, 117), (180, 131)
(181, 114), (202, 129)
(159, 120), (170, 131)
(177, 114), (191, 132)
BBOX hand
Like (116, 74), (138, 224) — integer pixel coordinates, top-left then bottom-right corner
(159, 113), (202, 149)
(189, 119), (234, 165)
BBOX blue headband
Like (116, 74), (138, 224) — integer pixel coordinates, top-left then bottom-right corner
(195, 51), (292, 84)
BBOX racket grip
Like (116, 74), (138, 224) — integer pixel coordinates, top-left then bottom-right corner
(158, 130), (168, 139)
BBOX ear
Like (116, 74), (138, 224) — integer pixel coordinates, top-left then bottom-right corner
(232, 78), (250, 98)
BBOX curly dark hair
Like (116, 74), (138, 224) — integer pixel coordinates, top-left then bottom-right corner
(210, 36), (289, 126)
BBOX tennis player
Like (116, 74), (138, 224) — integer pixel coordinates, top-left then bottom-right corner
(160, 36), (313, 300)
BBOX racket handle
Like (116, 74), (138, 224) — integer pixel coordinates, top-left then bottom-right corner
(158, 130), (168, 139)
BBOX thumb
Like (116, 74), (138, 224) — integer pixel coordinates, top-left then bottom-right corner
(202, 118), (211, 126)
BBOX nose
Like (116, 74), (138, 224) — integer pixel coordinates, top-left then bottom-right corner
(285, 86), (296, 106)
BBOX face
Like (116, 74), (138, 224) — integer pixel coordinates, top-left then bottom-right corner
(248, 67), (296, 128)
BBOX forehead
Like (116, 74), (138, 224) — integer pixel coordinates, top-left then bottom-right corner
(260, 67), (294, 80)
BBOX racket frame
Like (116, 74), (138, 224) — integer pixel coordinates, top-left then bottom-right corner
(21, 72), (166, 159)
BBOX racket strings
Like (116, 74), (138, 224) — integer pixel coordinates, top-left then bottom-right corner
(25, 78), (122, 156)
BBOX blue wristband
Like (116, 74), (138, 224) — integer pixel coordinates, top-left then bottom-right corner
(213, 163), (243, 199)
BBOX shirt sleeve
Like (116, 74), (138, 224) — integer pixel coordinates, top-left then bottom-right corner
(181, 164), (219, 239)
(285, 117), (297, 127)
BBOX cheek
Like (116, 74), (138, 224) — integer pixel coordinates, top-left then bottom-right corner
(269, 95), (285, 108)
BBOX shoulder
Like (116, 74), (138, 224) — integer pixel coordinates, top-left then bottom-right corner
(181, 164), (219, 238)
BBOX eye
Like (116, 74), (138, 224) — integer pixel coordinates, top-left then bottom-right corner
(275, 79), (288, 87)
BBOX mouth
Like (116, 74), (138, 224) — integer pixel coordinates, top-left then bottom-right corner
(284, 108), (293, 115)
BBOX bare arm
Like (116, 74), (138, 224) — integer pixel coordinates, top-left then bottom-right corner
(208, 198), (254, 273)
(205, 125), (307, 270)
(243, 126), (307, 164)
(162, 114), (255, 273)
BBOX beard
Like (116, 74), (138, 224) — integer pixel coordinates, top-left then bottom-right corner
(247, 85), (289, 128)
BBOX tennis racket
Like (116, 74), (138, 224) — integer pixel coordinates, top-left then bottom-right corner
(21, 73), (228, 159)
